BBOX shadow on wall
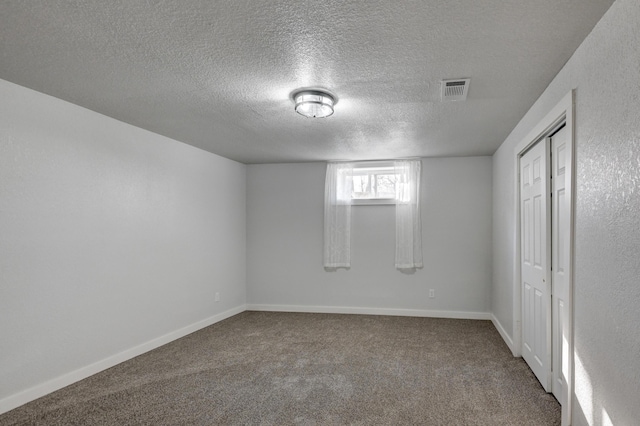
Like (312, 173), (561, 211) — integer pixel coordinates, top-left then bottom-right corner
(324, 267), (351, 272)
(397, 267), (420, 275)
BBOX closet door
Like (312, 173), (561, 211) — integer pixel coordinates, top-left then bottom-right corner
(520, 139), (551, 391)
(551, 126), (570, 405)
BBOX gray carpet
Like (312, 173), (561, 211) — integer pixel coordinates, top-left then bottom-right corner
(0, 312), (560, 425)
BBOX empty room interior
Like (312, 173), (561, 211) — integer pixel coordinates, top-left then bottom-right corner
(1, 0), (638, 425)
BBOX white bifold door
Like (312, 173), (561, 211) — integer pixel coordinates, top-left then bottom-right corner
(550, 126), (570, 406)
(520, 139), (551, 391)
(519, 126), (570, 405)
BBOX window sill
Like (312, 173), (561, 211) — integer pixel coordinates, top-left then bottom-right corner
(351, 198), (396, 206)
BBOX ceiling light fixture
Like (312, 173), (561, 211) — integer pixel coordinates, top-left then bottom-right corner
(293, 90), (335, 118)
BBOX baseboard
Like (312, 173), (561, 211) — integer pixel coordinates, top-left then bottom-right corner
(246, 304), (491, 320)
(491, 314), (516, 355)
(0, 304), (246, 415)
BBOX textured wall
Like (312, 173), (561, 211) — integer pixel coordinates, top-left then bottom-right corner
(0, 79), (246, 405)
(247, 158), (492, 315)
(491, 0), (640, 423)
(491, 143), (515, 338)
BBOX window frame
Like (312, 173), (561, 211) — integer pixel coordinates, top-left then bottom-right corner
(349, 161), (398, 205)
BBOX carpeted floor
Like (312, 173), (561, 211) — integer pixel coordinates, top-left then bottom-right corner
(0, 312), (560, 425)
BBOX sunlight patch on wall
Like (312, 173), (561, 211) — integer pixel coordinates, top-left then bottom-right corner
(602, 407), (613, 426)
(575, 353), (593, 425)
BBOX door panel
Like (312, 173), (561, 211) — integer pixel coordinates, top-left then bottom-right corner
(523, 282), (532, 353)
(551, 126), (570, 405)
(534, 194), (543, 268)
(520, 139), (551, 391)
(523, 199), (531, 264)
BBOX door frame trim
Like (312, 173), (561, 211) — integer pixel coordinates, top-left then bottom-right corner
(513, 90), (575, 426)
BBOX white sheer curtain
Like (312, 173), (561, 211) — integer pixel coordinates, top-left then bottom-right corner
(324, 162), (354, 269)
(394, 159), (423, 270)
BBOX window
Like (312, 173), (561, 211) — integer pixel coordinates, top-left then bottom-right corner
(324, 159), (423, 270)
(350, 162), (398, 205)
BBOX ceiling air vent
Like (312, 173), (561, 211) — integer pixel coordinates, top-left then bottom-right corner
(441, 78), (470, 101)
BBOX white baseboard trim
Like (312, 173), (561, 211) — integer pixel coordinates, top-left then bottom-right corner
(246, 304), (491, 320)
(0, 304), (246, 415)
(491, 314), (516, 355)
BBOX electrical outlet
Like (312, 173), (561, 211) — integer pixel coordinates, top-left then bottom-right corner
(215, 292), (220, 302)
(429, 289), (435, 299)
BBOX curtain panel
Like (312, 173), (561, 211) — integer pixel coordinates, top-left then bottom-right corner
(323, 162), (354, 268)
(394, 159), (423, 270)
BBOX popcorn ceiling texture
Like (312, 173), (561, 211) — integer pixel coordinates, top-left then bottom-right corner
(0, 312), (561, 425)
(0, 0), (613, 163)
(491, 0), (640, 424)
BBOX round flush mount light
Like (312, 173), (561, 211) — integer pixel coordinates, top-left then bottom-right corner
(293, 90), (335, 118)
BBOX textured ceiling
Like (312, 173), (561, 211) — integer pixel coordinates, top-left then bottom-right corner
(0, 0), (614, 164)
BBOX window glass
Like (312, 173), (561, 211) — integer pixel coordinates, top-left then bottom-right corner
(350, 164), (397, 203)
(375, 173), (397, 199)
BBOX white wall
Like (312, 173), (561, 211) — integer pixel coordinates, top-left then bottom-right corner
(491, 0), (639, 423)
(0, 79), (246, 411)
(247, 157), (492, 317)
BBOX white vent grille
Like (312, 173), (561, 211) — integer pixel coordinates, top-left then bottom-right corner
(441, 79), (470, 101)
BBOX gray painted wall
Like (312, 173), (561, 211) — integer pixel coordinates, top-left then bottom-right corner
(491, 0), (639, 423)
(0, 79), (247, 405)
(247, 157), (492, 315)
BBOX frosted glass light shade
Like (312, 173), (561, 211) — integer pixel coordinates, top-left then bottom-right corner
(294, 90), (335, 118)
